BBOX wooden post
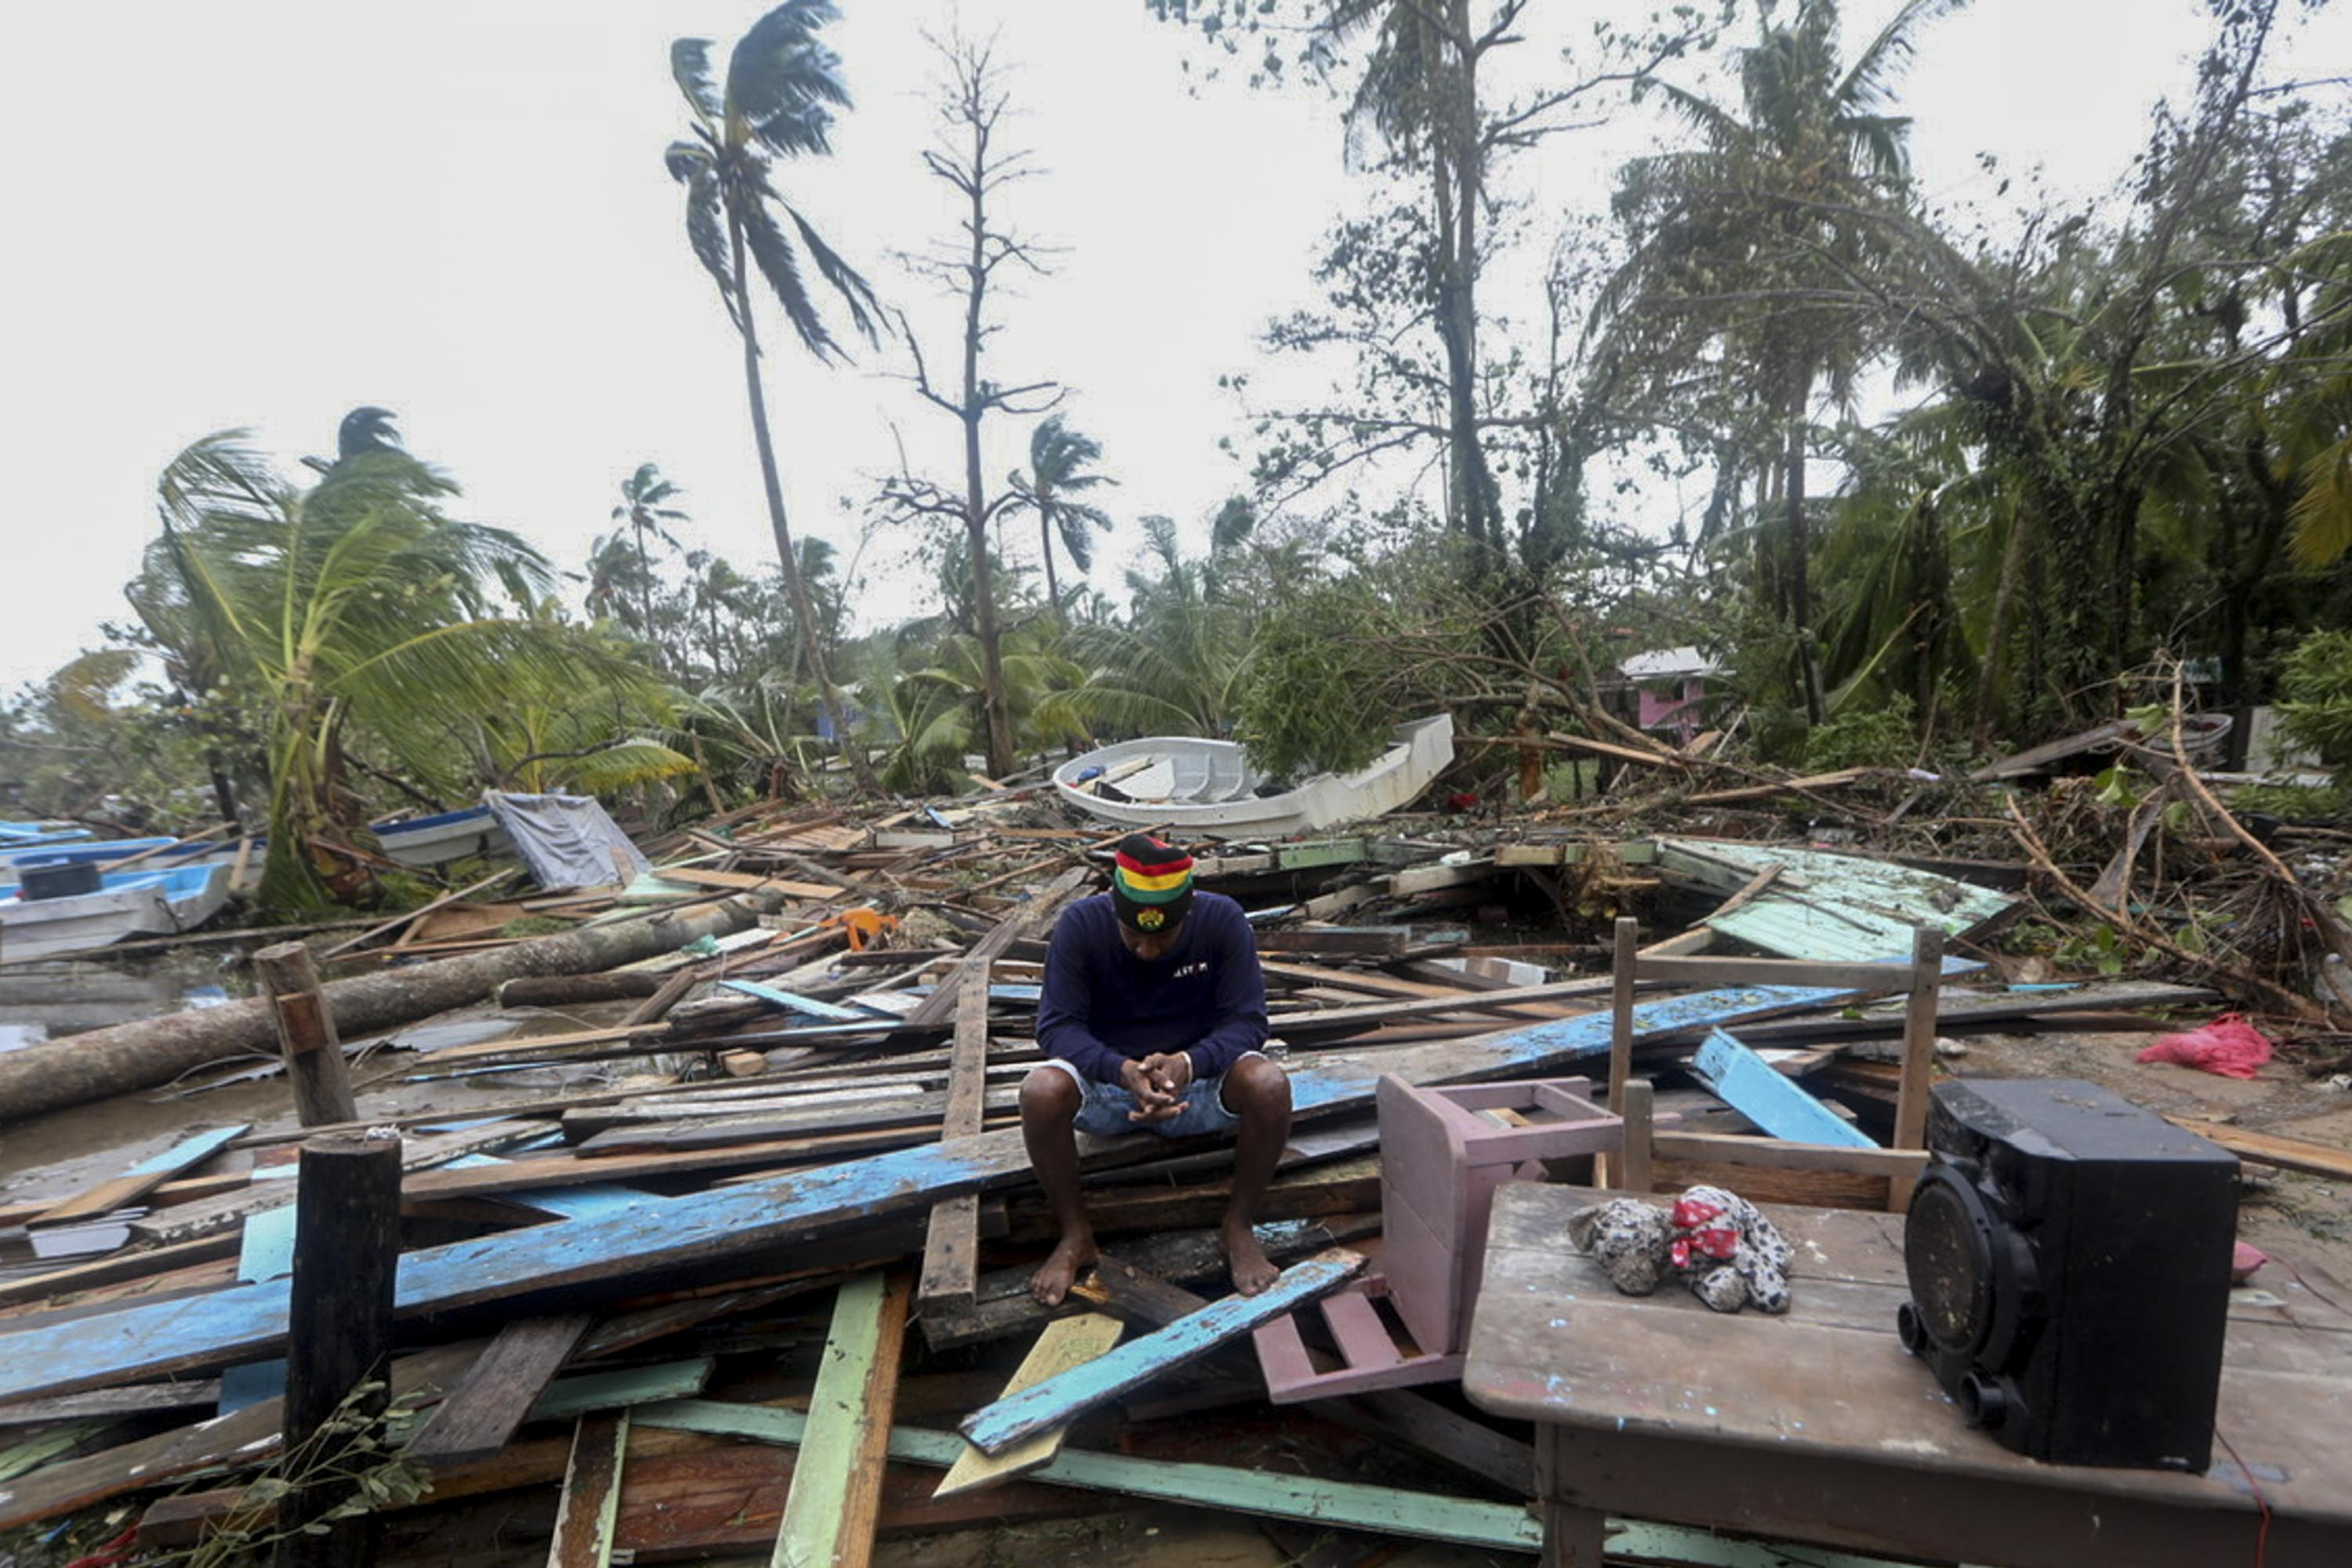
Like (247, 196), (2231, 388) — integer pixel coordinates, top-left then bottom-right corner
(1608, 918), (1638, 1114)
(1617, 1079), (1653, 1196)
(1887, 924), (1945, 1212)
(256, 944), (358, 1127)
(275, 1131), (402, 1568)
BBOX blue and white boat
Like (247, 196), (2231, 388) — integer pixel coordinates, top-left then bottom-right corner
(372, 805), (511, 869)
(0, 821), (95, 848)
(0, 863), (236, 964)
(0, 836), (180, 873)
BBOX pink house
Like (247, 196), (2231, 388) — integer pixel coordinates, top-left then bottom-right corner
(1618, 647), (1722, 744)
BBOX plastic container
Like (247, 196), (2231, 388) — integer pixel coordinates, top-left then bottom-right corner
(17, 857), (101, 900)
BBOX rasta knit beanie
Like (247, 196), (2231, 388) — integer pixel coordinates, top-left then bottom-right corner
(1110, 833), (1195, 933)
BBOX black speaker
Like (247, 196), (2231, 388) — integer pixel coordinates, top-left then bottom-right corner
(1896, 1078), (2240, 1472)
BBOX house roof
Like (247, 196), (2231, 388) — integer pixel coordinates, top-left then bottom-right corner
(1617, 646), (1721, 681)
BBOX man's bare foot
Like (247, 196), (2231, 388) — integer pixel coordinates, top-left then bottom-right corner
(1223, 1221), (1280, 1296)
(1030, 1233), (1098, 1305)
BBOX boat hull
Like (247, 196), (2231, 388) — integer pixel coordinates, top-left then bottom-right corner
(373, 806), (513, 868)
(1053, 714), (1454, 840)
(0, 865), (234, 964)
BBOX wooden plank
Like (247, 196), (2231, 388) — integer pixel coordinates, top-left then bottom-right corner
(916, 869), (1088, 1318)
(1889, 925), (1944, 1210)
(528, 1358), (714, 1424)
(2166, 1118), (2352, 1181)
(960, 1252), (1364, 1455)
(774, 1271), (909, 1568)
(1255, 927), (1411, 958)
(0, 980), (1867, 1404)
(401, 1312), (593, 1470)
(1648, 1131), (1926, 1178)
(655, 865), (842, 900)
(935, 1313), (1124, 1497)
(0, 1233), (241, 1309)
(1691, 1029), (1876, 1149)
(1639, 955), (1934, 993)
(637, 1399), (1546, 1555)
(29, 1126), (251, 1228)
(547, 1411), (630, 1568)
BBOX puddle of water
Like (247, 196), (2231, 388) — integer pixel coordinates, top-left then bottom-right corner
(0, 955), (247, 1053)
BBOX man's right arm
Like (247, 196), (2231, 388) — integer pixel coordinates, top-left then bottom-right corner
(1035, 906), (1127, 1083)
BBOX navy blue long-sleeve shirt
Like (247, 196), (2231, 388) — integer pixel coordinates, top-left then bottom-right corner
(1034, 891), (1269, 1084)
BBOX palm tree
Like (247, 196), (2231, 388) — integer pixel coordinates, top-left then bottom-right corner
(666, 1), (882, 791)
(1610, 0), (1965, 722)
(1007, 416), (1115, 627)
(612, 463), (691, 636)
(132, 431), (659, 910)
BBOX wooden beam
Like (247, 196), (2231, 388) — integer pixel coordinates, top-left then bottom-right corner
(547, 1411), (630, 1568)
(401, 1312), (593, 1472)
(1889, 924), (1944, 1210)
(935, 1312), (1124, 1497)
(1609, 917), (1637, 1116)
(256, 945), (358, 1127)
(774, 1271), (910, 1568)
(274, 1133), (401, 1568)
(917, 869), (1087, 1318)
(1648, 1130), (1926, 1178)
(2165, 1117), (2352, 1181)
(960, 1252), (1363, 1456)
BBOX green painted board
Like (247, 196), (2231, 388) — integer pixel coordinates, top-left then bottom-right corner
(775, 1272), (902, 1568)
(638, 1399), (1541, 1554)
(525, 1357), (713, 1424)
(1657, 839), (2014, 963)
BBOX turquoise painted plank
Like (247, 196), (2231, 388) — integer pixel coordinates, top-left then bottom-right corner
(720, 980), (867, 1022)
(122, 1124), (250, 1180)
(960, 1255), (1363, 1454)
(505, 1183), (655, 1221)
(217, 1200), (299, 1414)
(0, 981), (1864, 1403)
(637, 1399), (1543, 1555)
(524, 1357), (714, 1423)
(1691, 1029), (1878, 1149)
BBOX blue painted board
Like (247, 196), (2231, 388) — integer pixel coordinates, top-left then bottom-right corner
(0, 981), (1860, 1403)
(122, 1124), (250, 1180)
(718, 980), (868, 1022)
(960, 1254), (1363, 1454)
(1690, 1029), (1878, 1149)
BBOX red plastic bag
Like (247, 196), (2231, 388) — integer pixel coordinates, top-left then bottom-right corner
(2136, 1013), (2274, 1080)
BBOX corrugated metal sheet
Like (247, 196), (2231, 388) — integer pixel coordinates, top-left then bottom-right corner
(1658, 838), (2016, 963)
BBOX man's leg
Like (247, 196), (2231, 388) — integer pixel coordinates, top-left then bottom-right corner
(1020, 1065), (1097, 1305)
(1218, 1054), (1293, 1295)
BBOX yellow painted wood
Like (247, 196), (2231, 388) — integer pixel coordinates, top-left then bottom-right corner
(933, 1312), (1123, 1497)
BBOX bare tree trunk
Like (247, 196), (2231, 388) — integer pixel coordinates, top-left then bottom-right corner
(1787, 378), (1824, 725)
(960, 127), (1016, 779)
(729, 213), (878, 793)
(1041, 510), (1065, 630)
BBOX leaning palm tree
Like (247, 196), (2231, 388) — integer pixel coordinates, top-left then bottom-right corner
(612, 463), (691, 636)
(1609, 0), (1966, 721)
(1007, 416), (1116, 629)
(132, 432), (662, 910)
(666, 0), (883, 791)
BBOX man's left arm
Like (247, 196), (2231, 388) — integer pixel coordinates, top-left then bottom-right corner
(1183, 903), (1269, 1081)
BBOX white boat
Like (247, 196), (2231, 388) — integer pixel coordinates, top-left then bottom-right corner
(0, 864), (236, 965)
(372, 805), (513, 869)
(1053, 713), (1456, 840)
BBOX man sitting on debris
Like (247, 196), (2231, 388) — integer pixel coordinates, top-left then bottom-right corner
(1024, 833), (1291, 1305)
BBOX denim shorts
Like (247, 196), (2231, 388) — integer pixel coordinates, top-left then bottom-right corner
(1043, 1052), (1258, 1139)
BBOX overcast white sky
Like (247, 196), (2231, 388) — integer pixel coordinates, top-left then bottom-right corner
(3, 0), (2344, 694)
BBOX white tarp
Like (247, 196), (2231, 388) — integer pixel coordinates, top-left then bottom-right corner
(480, 790), (651, 891)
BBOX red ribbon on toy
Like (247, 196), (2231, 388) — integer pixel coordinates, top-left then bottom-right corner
(1669, 1196), (1740, 1269)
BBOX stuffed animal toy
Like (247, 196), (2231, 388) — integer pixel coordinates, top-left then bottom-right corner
(1566, 1184), (1793, 1315)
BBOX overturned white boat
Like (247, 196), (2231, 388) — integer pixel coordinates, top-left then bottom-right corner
(0, 864), (235, 965)
(1054, 714), (1454, 840)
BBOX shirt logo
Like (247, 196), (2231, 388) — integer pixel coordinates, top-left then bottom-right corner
(1171, 961), (1209, 979)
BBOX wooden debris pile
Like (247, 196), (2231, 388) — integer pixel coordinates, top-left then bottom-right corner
(6, 778), (2345, 1566)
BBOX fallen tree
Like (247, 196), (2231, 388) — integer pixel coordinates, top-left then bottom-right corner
(0, 898), (760, 1124)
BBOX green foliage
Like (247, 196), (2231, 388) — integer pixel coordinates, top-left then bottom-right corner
(1232, 589), (1392, 780)
(2276, 628), (2352, 782)
(1802, 693), (1916, 772)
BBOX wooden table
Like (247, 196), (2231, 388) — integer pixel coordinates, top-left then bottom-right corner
(1463, 1183), (2352, 1567)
